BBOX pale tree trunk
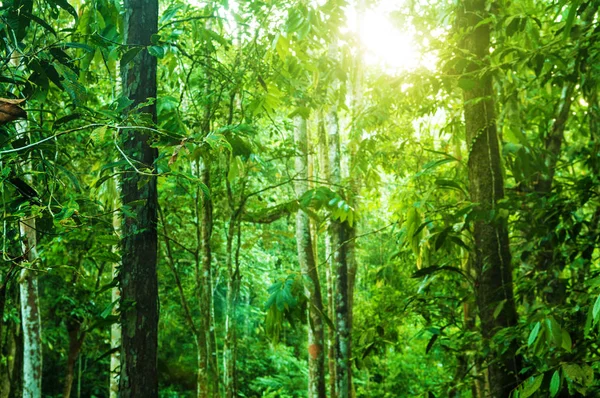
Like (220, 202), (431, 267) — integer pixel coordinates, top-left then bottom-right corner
(459, 1), (520, 395)
(110, 194), (120, 398)
(318, 117), (336, 398)
(192, 158), (211, 398)
(327, 101), (351, 398)
(293, 116), (326, 398)
(119, 0), (159, 394)
(19, 216), (42, 398)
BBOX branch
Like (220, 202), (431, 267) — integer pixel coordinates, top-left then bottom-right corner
(241, 201), (298, 224)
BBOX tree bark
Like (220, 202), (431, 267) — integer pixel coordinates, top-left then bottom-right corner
(19, 216), (42, 398)
(293, 116), (326, 398)
(459, 1), (521, 395)
(119, 0), (159, 395)
(318, 116), (337, 398)
(110, 192), (121, 398)
(62, 319), (85, 398)
(327, 104), (351, 398)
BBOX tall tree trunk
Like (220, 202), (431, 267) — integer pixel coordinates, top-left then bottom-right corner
(110, 191), (120, 398)
(459, 1), (520, 395)
(119, 0), (159, 394)
(318, 116), (336, 398)
(327, 103), (351, 398)
(293, 116), (326, 398)
(19, 216), (42, 398)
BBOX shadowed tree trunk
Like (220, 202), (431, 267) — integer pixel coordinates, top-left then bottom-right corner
(294, 116), (326, 398)
(327, 99), (351, 398)
(119, 0), (159, 394)
(459, 1), (521, 395)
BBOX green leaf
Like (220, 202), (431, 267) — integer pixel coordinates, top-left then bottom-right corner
(458, 78), (476, 91)
(562, 0), (580, 40)
(592, 293), (600, 321)
(121, 47), (143, 68)
(493, 300), (506, 319)
(148, 45), (165, 59)
(528, 322), (540, 347)
(546, 317), (562, 347)
(550, 370), (560, 397)
(519, 375), (542, 398)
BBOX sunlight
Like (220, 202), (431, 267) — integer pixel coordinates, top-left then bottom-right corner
(346, 1), (435, 73)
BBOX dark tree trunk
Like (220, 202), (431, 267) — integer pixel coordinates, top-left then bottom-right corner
(62, 319), (85, 398)
(459, 1), (521, 395)
(119, 0), (159, 395)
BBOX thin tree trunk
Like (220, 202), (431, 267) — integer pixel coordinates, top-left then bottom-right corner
(110, 193), (120, 398)
(19, 216), (42, 398)
(294, 116), (326, 398)
(119, 0), (159, 394)
(62, 320), (85, 398)
(319, 116), (336, 398)
(327, 103), (351, 398)
(459, 1), (520, 395)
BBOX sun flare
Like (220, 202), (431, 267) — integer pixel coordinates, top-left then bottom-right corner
(347, 1), (434, 72)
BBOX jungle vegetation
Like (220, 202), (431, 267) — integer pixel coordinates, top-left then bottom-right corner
(0, 0), (599, 397)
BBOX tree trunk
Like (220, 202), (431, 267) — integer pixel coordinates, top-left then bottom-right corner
(19, 216), (42, 398)
(459, 1), (521, 395)
(62, 320), (85, 398)
(293, 116), (326, 398)
(119, 0), (159, 394)
(327, 104), (351, 398)
(318, 116), (336, 398)
(110, 194), (121, 398)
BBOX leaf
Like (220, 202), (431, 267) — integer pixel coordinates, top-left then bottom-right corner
(562, 363), (585, 385)
(51, 0), (78, 19)
(458, 78), (476, 91)
(592, 293), (600, 322)
(121, 47), (143, 68)
(546, 317), (562, 347)
(562, 0), (580, 40)
(528, 322), (540, 347)
(425, 334), (438, 354)
(493, 300), (506, 319)
(550, 370), (560, 397)
(519, 375), (543, 398)
(411, 265), (468, 280)
(148, 45), (165, 59)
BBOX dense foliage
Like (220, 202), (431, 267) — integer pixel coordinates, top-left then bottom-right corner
(0, 0), (599, 397)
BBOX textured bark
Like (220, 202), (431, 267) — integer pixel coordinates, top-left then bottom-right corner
(459, 1), (520, 395)
(327, 106), (351, 398)
(119, 0), (159, 395)
(318, 117), (336, 398)
(192, 156), (217, 398)
(19, 217), (42, 398)
(62, 319), (85, 398)
(110, 195), (121, 398)
(293, 117), (326, 398)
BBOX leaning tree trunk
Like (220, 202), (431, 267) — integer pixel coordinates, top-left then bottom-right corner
(19, 215), (42, 398)
(459, 1), (521, 395)
(293, 116), (326, 398)
(119, 0), (159, 395)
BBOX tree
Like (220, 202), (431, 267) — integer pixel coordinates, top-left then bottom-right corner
(119, 0), (159, 395)
(293, 116), (326, 398)
(458, 0), (521, 395)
